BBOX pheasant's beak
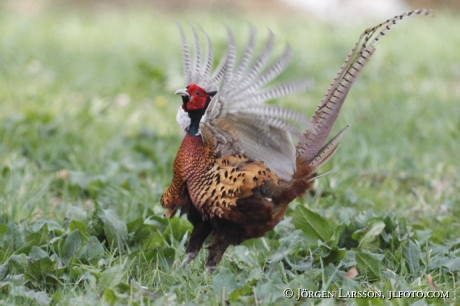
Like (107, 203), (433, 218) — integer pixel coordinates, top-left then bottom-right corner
(175, 88), (190, 99)
(175, 88), (191, 109)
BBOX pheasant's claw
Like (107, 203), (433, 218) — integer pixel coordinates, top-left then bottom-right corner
(205, 265), (217, 274)
(180, 252), (198, 268)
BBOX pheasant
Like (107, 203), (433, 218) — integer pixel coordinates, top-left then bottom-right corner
(161, 10), (430, 272)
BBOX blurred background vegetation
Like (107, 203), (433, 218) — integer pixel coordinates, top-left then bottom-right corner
(0, 0), (459, 304)
(1, 0), (458, 217)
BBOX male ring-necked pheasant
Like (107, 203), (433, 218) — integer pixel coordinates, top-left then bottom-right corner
(161, 10), (430, 272)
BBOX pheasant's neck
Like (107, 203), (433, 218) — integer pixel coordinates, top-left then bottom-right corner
(187, 109), (206, 136)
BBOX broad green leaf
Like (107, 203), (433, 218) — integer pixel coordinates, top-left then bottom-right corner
(338, 224), (360, 249)
(16, 224), (49, 255)
(158, 247), (175, 266)
(68, 171), (108, 197)
(398, 217), (409, 240)
(443, 257), (460, 272)
(352, 219), (385, 251)
(68, 266), (85, 282)
(132, 246), (175, 265)
(116, 282), (131, 294)
(322, 246), (347, 265)
(414, 229), (432, 245)
(86, 206), (105, 238)
(85, 236), (105, 260)
(213, 267), (240, 299)
(426, 253), (448, 270)
(337, 207), (357, 225)
(103, 288), (118, 305)
(67, 291), (100, 306)
(142, 231), (165, 249)
(0, 223), (8, 239)
(9, 253), (29, 273)
(68, 220), (87, 234)
(355, 250), (383, 281)
(127, 217), (144, 234)
(447, 238), (460, 250)
(256, 271), (287, 302)
(51, 290), (63, 306)
(64, 206), (87, 229)
(62, 230), (82, 265)
(398, 242), (409, 275)
(228, 281), (255, 303)
(97, 264), (125, 293)
(4, 222), (23, 253)
(95, 202), (128, 253)
(228, 269), (263, 302)
(29, 246), (48, 260)
(25, 256), (55, 282)
(383, 214), (397, 233)
(127, 217), (160, 250)
(380, 229), (392, 244)
(267, 230), (304, 263)
(293, 205), (336, 246)
(4, 283), (51, 306)
(233, 246), (257, 268)
(163, 217), (192, 243)
(32, 219), (64, 234)
(127, 217), (158, 244)
(25, 223), (50, 245)
(0, 261), (9, 281)
(144, 214), (169, 229)
(404, 239), (421, 275)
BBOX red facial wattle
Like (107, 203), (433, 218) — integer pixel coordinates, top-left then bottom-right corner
(185, 83), (209, 111)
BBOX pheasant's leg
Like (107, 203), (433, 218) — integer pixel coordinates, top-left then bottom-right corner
(205, 227), (239, 273)
(181, 201), (213, 267)
(181, 221), (213, 267)
(206, 241), (231, 273)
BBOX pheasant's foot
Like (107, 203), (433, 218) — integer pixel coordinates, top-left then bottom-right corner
(180, 251), (198, 267)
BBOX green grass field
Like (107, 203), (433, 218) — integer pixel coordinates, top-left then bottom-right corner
(0, 4), (459, 305)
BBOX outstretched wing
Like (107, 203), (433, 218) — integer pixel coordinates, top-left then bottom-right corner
(177, 24), (313, 181)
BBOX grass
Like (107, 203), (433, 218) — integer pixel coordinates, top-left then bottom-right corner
(0, 4), (459, 305)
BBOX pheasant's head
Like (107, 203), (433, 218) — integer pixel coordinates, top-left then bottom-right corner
(175, 84), (217, 135)
(175, 83), (217, 112)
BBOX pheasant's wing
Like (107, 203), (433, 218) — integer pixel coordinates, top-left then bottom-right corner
(177, 25), (313, 181)
(296, 9), (433, 173)
(190, 154), (279, 223)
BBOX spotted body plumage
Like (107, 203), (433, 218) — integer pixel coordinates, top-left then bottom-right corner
(162, 133), (280, 220)
(160, 10), (431, 272)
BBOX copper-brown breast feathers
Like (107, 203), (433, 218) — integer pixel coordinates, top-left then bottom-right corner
(161, 134), (213, 216)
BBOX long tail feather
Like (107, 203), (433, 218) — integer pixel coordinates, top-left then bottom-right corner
(221, 27), (237, 88)
(191, 25), (202, 80)
(229, 26), (256, 87)
(308, 125), (349, 172)
(201, 28), (214, 76)
(297, 9), (432, 166)
(176, 22), (193, 85)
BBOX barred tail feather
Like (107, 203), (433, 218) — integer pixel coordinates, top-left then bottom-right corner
(296, 9), (432, 169)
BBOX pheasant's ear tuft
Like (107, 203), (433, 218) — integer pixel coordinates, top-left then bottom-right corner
(205, 90), (217, 97)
